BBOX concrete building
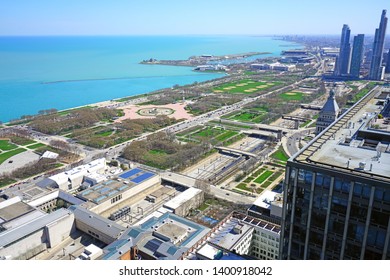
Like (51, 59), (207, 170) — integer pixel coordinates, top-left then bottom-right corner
(315, 89), (340, 135)
(369, 10), (388, 80)
(334, 24), (351, 77)
(49, 158), (107, 191)
(69, 205), (126, 245)
(350, 34), (365, 79)
(162, 187), (203, 216)
(76, 167), (160, 214)
(281, 85), (390, 259)
(250, 63), (296, 72)
(0, 208), (75, 260)
(247, 190), (283, 224)
(180, 212), (281, 260)
(100, 212), (209, 260)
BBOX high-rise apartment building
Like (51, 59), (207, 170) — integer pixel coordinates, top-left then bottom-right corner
(350, 34), (365, 78)
(385, 50), (390, 73)
(334, 24), (351, 76)
(281, 86), (390, 259)
(369, 10), (388, 80)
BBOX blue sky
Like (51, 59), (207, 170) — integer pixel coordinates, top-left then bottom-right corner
(0, 0), (389, 35)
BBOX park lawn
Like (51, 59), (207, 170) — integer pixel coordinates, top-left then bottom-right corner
(0, 148), (27, 164)
(254, 170), (273, 184)
(299, 119), (312, 128)
(236, 183), (251, 192)
(213, 79), (278, 94)
(149, 149), (168, 155)
(271, 148), (289, 162)
(8, 136), (36, 146)
(95, 130), (114, 137)
(279, 91), (305, 101)
(192, 127), (224, 138)
(0, 140), (18, 151)
(26, 143), (46, 149)
(230, 112), (259, 122)
(198, 203), (209, 211)
(215, 131), (238, 142)
(0, 177), (17, 188)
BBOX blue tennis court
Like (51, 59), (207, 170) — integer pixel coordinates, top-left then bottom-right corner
(119, 168), (142, 179)
(131, 172), (155, 183)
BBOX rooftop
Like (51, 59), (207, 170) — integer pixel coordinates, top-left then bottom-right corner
(163, 187), (201, 210)
(0, 197), (36, 223)
(208, 218), (253, 250)
(101, 212), (209, 260)
(76, 167), (158, 205)
(292, 86), (390, 182)
(69, 205), (126, 240)
(0, 208), (73, 248)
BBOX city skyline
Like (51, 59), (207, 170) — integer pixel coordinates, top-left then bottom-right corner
(369, 9), (388, 80)
(0, 0), (389, 36)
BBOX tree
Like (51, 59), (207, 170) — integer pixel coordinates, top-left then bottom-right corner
(194, 179), (211, 194)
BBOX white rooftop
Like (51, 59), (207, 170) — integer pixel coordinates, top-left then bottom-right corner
(163, 188), (201, 210)
(252, 190), (279, 210)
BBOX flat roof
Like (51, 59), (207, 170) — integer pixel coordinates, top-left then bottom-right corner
(161, 172), (197, 188)
(292, 86), (390, 182)
(163, 188), (201, 210)
(76, 168), (158, 205)
(0, 208), (73, 248)
(208, 218), (253, 250)
(0, 201), (36, 222)
(252, 190), (279, 210)
(69, 205), (125, 239)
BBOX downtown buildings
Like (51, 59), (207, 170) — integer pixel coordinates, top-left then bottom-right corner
(369, 10), (388, 80)
(281, 86), (390, 259)
(334, 24), (351, 77)
(334, 10), (388, 80)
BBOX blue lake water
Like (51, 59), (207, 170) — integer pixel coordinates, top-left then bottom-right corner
(0, 36), (301, 122)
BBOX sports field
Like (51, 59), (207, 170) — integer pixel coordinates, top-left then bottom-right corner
(213, 79), (279, 94)
(279, 91), (305, 101)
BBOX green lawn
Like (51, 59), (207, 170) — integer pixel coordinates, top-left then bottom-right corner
(0, 177), (17, 188)
(213, 79), (280, 94)
(229, 111), (267, 123)
(8, 136), (36, 146)
(149, 149), (168, 155)
(95, 130), (114, 137)
(0, 148), (27, 164)
(0, 140), (18, 151)
(279, 91), (305, 101)
(236, 183), (252, 192)
(26, 143), (46, 149)
(192, 127), (224, 138)
(271, 148), (289, 162)
(215, 131), (238, 142)
(254, 170), (273, 184)
(198, 203), (209, 211)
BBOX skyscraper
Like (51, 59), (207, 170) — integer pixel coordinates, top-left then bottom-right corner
(334, 24), (351, 76)
(350, 34), (365, 79)
(281, 86), (390, 260)
(385, 50), (390, 73)
(369, 10), (388, 80)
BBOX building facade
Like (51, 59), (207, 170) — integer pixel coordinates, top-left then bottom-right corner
(281, 86), (390, 259)
(350, 34), (365, 78)
(334, 24), (351, 77)
(369, 10), (388, 80)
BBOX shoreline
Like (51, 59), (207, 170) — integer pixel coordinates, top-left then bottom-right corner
(1, 39), (304, 126)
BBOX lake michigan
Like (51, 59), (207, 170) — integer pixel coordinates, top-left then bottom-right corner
(0, 36), (301, 122)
